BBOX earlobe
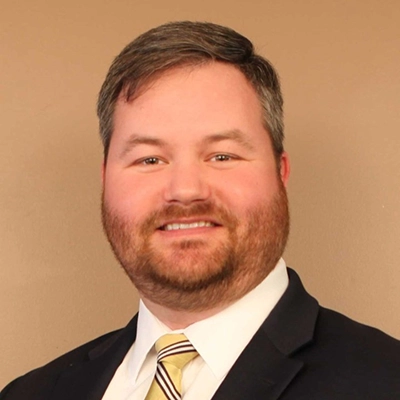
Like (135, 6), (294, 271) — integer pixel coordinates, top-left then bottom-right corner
(279, 152), (290, 187)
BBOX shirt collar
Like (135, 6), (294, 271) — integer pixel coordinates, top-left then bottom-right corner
(128, 300), (174, 383)
(130, 258), (288, 382)
(184, 258), (288, 379)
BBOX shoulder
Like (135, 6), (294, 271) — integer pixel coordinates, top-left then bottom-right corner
(285, 268), (399, 358)
(0, 329), (121, 399)
(315, 306), (400, 362)
(278, 269), (400, 397)
(296, 306), (400, 397)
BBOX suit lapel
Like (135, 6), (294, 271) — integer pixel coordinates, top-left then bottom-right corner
(211, 328), (304, 400)
(50, 316), (138, 400)
(212, 269), (319, 400)
(49, 269), (318, 400)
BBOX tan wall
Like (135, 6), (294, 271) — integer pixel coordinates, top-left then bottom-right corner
(1, 0), (399, 387)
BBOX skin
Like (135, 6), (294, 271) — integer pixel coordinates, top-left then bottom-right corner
(102, 62), (290, 329)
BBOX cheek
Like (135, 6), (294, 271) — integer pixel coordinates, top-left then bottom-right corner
(103, 173), (160, 218)
(215, 168), (279, 211)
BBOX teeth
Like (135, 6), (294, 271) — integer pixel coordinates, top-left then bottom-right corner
(163, 221), (214, 231)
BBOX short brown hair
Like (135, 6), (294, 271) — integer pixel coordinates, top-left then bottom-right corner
(97, 21), (284, 159)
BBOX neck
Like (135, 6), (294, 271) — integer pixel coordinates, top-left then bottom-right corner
(141, 296), (230, 330)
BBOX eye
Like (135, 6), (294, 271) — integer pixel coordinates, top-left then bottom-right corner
(139, 157), (165, 165)
(210, 154), (234, 162)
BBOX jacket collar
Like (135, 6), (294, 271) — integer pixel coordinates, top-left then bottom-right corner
(211, 268), (319, 400)
(51, 269), (318, 400)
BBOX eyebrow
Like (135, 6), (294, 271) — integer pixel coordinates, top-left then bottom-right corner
(202, 129), (256, 151)
(119, 129), (255, 159)
(119, 134), (168, 159)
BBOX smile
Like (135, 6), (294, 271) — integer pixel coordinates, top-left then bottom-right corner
(161, 221), (215, 231)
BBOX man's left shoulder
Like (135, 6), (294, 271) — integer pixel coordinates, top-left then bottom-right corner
(314, 306), (400, 365)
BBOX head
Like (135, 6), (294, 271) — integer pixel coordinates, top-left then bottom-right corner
(97, 21), (284, 162)
(99, 22), (290, 313)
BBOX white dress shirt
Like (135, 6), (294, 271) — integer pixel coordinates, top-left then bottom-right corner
(102, 258), (288, 400)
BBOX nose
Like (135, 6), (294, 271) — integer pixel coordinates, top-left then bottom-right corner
(163, 161), (211, 205)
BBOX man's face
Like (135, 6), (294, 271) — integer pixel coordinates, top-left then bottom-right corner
(102, 62), (290, 311)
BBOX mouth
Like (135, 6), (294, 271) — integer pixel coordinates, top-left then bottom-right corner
(158, 219), (220, 231)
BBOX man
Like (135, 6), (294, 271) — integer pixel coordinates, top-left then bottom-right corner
(1, 21), (399, 400)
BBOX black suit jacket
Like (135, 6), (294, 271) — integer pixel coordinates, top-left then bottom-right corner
(2, 269), (399, 399)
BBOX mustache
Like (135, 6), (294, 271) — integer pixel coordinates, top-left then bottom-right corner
(140, 201), (238, 232)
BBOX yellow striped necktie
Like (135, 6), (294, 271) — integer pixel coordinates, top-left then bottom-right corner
(145, 333), (199, 400)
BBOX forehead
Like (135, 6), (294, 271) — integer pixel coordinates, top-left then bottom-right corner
(111, 62), (268, 148)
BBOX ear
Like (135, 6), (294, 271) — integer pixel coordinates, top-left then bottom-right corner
(279, 152), (290, 187)
(101, 160), (106, 186)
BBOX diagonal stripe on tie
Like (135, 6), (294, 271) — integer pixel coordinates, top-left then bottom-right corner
(145, 334), (199, 400)
(158, 342), (195, 361)
(155, 363), (180, 400)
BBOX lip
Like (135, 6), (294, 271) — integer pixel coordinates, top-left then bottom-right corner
(155, 217), (222, 239)
(157, 217), (221, 231)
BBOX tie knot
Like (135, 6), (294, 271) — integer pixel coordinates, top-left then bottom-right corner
(155, 334), (198, 370)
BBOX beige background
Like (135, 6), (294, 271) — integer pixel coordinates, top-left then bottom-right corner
(1, 0), (399, 387)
